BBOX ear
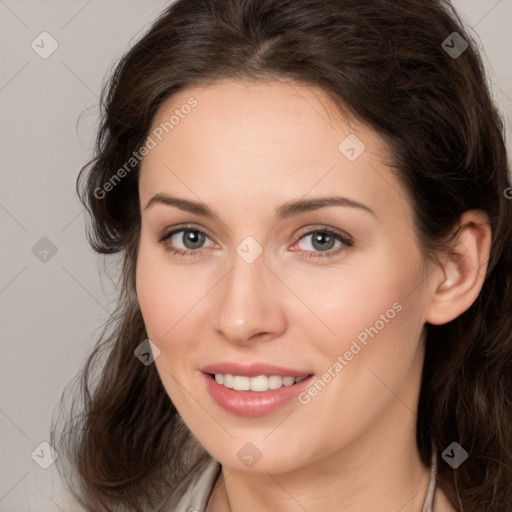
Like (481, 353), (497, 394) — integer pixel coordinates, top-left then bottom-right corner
(425, 210), (492, 326)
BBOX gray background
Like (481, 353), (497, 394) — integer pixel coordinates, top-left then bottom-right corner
(0, 1), (511, 510)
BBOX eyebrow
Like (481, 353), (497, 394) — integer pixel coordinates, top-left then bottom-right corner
(144, 193), (376, 220)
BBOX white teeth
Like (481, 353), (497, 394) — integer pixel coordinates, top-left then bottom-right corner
(213, 373), (309, 392)
(233, 376), (250, 391)
(223, 374), (234, 389)
(283, 376), (295, 386)
(250, 375), (268, 391)
(268, 375), (283, 389)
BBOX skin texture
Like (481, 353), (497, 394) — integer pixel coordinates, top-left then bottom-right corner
(135, 80), (490, 512)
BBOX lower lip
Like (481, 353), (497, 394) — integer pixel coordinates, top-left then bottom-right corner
(202, 372), (315, 417)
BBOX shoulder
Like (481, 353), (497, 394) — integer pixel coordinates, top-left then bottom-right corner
(158, 452), (221, 512)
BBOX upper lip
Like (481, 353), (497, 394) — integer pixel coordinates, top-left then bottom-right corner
(201, 362), (312, 378)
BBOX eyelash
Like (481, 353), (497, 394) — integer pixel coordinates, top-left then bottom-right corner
(157, 224), (353, 260)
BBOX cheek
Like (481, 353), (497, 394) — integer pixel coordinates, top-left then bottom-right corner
(291, 241), (427, 394)
(288, 270), (426, 460)
(136, 233), (189, 332)
(135, 247), (199, 407)
(136, 240), (198, 342)
(290, 244), (422, 341)
(135, 243), (214, 401)
(136, 246), (167, 340)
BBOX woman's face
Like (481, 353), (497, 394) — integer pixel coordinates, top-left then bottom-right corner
(136, 79), (438, 473)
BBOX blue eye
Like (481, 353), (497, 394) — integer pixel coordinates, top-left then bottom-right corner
(295, 229), (353, 259)
(159, 227), (214, 257)
(158, 225), (353, 259)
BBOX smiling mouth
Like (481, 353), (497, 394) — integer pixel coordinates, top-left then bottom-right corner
(207, 373), (311, 392)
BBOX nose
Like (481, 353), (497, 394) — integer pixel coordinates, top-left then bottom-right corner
(211, 252), (287, 347)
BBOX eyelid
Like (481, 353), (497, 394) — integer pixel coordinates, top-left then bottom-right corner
(294, 224), (352, 242)
(157, 223), (215, 243)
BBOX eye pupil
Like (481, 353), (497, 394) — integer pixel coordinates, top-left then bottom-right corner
(312, 232), (336, 251)
(183, 229), (205, 249)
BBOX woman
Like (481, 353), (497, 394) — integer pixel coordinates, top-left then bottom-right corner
(52, 0), (512, 511)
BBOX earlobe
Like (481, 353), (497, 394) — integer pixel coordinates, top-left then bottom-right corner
(426, 210), (491, 326)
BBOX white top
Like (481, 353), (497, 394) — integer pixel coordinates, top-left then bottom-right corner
(159, 451), (438, 512)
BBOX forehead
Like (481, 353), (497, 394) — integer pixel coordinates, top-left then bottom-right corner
(145, 78), (379, 156)
(139, 79), (409, 223)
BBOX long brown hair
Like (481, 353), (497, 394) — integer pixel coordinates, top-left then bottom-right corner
(51, 0), (512, 510)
